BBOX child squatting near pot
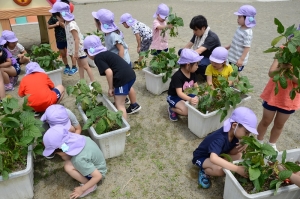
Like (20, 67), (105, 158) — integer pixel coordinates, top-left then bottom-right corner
(192, 107), (258, 188)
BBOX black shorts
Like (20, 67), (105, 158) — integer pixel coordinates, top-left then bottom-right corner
(56, 41), (67, 50)
(262, 101), (295, 114)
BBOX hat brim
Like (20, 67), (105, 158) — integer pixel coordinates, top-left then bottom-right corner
(92, 12), (98, 20)
(43, 146), (56, 157)
(0, 40), (6, 45)
(100, 23), (118, 33)
(244, 125), (258, 135)
(49, 8), (58, 13)
(62, 12), (74, 21)
(234, 11), (243, 16)
(209, 55), (224, 64)
(6, 38), (18, 43)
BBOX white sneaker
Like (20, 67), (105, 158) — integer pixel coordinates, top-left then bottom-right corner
(257, 139), (264, 144)
(89, 82), (93, 90)
(268, 142), (279, 152)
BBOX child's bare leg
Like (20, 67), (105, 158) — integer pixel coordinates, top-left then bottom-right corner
(0, 71), (5, 99)
(55, 85), (65, 103)
(172, 100), (188, 116)
(257, 108), (276, 140)
(59, 49), (68, 65)
(0, 69), (10, 84)
(128, 87), (137, 104)
(269, 112), (290, 143)
(64, 160), (89, 184)
(77, 58), (94, 82)
(202, 158), (225, 177)
(115, 95), (127, 119)
(71, 55), (76, 66)
(1, 66), (17, 77)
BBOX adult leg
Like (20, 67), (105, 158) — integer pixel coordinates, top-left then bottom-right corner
(256, 108), (276, 141)
(114, 95), (127, 119)
(64, 160), (89, 184)
(172, 100), (188, 116)
(269, 112), (291, 143)
(55, 85), (65, 104)
(77, 58), (95, 82)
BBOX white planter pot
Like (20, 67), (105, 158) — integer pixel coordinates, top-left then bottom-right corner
(46, 67), (63, 86)
(143, 67), (178, 95)
(185, 94), (251, 138)
(87, 57), (96, 68)
(77, 95), (130, 159)
(0, 146), (34, 199)
(223, 149), (300, 199)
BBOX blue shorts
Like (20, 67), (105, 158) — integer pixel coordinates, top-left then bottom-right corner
(229, 62), (244, 72)
(194, 157), (207, 170)
(262, 101), (295, 114)
(167, 94), (196, 108)
(114, 78), (135, 95)
(13, 63), (21, 75)
(79, 55), (87, 59)
(85, 174), (92, 180)
(52, 88), (61, 102)
(56, 41), (67, 50)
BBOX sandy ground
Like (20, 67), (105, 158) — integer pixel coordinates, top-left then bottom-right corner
(7, 0), (300, 198)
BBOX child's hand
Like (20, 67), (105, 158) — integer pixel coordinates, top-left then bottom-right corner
(70, 186), (84, 199)
(167, 24), (173, 29)
(17, 54), (24, 58)
(73, 53), (79, 60)
(224, 45), (230, 50)
(137, 47), (141, 53)
(236, 59), (243, 67)
(236, 166), (248, 178)
(190, 96), (198, 105)
(108, 88), (114, 97)
(56, 21), (60, 27)
(236, 142), (248, 153)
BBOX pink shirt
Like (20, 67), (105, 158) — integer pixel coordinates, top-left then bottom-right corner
(260, 78), (300, 111)
(150, 19), (168, 50)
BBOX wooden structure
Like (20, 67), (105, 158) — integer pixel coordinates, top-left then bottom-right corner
(0, 0), (57, 51)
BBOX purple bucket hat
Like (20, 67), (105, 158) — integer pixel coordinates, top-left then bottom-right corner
(83, 35), (107, 56)
(120, 13), (137, 27)
(0, 37), (6, 45)
(2, 30), (18, 43)
(234, 5), (257, 28)
(209, 47), (228, 64)
(49, 2), (74, 21)
(177, 49), (203, 65)
(40, 104), (71, 130)
(25, 62), (45, 76)
(153, 3), (169, 19)
(97, 9), (118, 33)
(223, 107), (258, 135)
(43, 126), (86, 157)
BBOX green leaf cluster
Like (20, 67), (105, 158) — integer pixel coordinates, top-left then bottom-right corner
(160, 7), (184, 37)
(67, 80), (122, 134)
(26, 44), (64, 72)
(264, 18), (300, 99)
(0, 96), (44, 180)
(85, 30), (105, 42)
(237, 136), (300, 195)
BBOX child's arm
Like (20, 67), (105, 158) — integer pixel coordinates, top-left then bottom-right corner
(47, 21), (60, 29)
(135, 33), (141, 53)
(225, 44), (231, 50)
(155, 24), (172, 30)
(71, 29), (80, 59)
(0, 58), (12, 68)
(176, 87), (198, 105)
(115, 43), (125, 59)
(206, 75), (214, 89)
(210, 152), (247, 177)
(105, 68), (114, 97)
(236, 47), (250, 67)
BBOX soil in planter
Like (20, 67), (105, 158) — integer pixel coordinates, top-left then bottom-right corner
(0, 151), (27, 174)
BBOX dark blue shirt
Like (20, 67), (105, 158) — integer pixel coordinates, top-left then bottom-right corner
(192, 127), (239, 164)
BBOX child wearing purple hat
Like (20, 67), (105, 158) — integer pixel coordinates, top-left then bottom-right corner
(150, 3), (172, 55)
(205, 47), (233, 89)
(192, 107), (258, 188)
(120, 13), (153, 66)
(167, 49), (202, 121)
(43, 126), (107, 198)
(2, 30), (30, 65)
(0, 36), (20, 91)
(226, 5), (257, 72)
(49, 1), (95, 84)
(83, 35), (141, 118)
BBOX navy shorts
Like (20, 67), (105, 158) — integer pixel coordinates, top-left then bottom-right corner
(262, 101), (295, 114)
(167, 94), (196, 108)
(52, 88), (61, 102)
(56, 41), (67, 50)
(151, 48), (168, 56)
(194, 157), (207, 170)
(16, 58), (21, 65)
(79, 55), (87, 59)
(114, 78), (135, 95)
(13, 63), (21, 75)
(229, 62), (244, 72)
(85, 174), (92, 180)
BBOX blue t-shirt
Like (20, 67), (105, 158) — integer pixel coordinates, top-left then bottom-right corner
(192, 127), (239, 164)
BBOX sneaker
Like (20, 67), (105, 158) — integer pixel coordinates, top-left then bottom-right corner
(257, 139), (264, 144)
(34, 111), (41, 117)
(9, 76), (14, 84)
(68, 67), (78, 76)
(126, 103), (141, 114)
(268, 142), (279, 152)
(89, 82), (93, 90)
(125, 97), (131, 105)
(45, 154), (55, 159)
(13, 76), (18, 86)
(198, 169), (211, 189)
(4, 83), (14, 91)
(168, 107), (178, 121)
(64, 67), (70, 75)
(79, 184), (97, 198)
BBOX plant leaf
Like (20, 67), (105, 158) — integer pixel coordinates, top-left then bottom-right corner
(1, 170), (9, 180)
(274, 18), (285, 34)
(284, 162), (300, 172)
(82, 118), (94, 130)
(271, 35), (284, 46)
(220, 153), (233, 162)
(261, 144), (277, 156)
(282, 150), (286, 164)
(264, 47), (279, 53)
(279, 76), (287, 89)
(289, 89), (296, 100)
(0, 137), (7, 145)
(249, 167), (261, 181)
(0, 155), (2, 170)
(270, 179), (279, 189)
(274, 181), (283, 195)
(278, 170), (292, 181)
(94, 118), (107, 134)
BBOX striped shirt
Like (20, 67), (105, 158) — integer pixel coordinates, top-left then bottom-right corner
(228, 27), (253, 66)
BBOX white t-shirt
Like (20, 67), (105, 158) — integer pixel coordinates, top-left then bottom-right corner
(65, 21), (86, 57)
(7, 43), (25, 58)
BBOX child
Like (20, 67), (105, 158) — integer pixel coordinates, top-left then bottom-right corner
(18, 62), (65, 114)
(2, 30), (30, 65)
(83, 35), (141, 119)
(256, 47), (300, 152)
(167, 49), (202, 121)
(182, 15), (221, 77)
(192, 107), (258, 188)
(0, 70), (5, 101)
(43, 126), (107, 198)
(49, 1), (95, 85)
(41, 104), (81, 134)
(0, 36), (20, 91)
(205, 47), (233, 89)
(47, 0), (77, 75)
(120, 13), (153, 65)
(150, 3), (172, 55)
(226, 5), (256, 72)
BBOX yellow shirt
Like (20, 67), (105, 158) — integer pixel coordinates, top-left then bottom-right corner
(205, 64), (233, 87)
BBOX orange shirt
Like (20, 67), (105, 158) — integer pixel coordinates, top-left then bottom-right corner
(260, 78), (300, 111)
(18, 72), (58, 112)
